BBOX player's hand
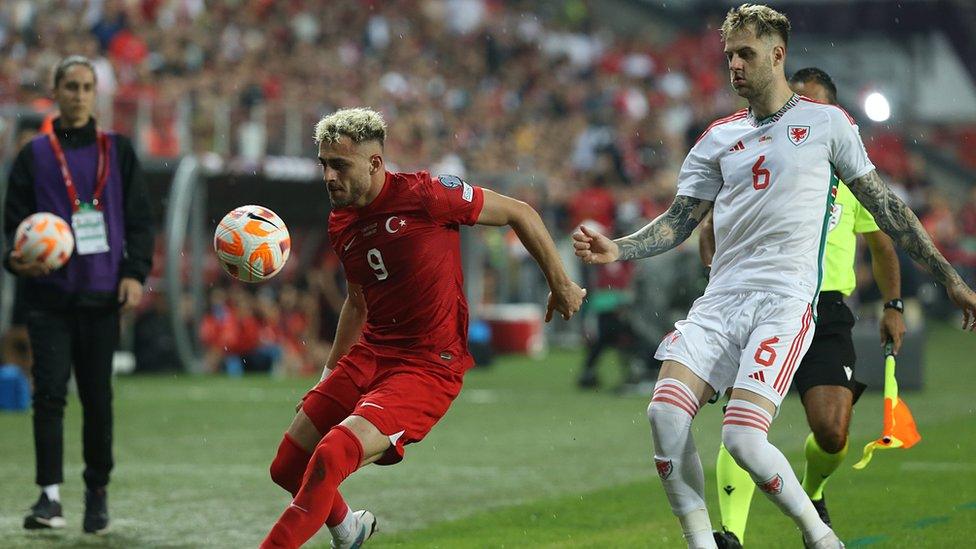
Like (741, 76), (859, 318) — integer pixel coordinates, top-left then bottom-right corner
(546, 282), (586, 322)
(947, 281), (976, 332)
(573, 225), (619, 264)
(118, 277), (144, 312)
(880, 308), (906, 354)
(8, 250), (50, 277)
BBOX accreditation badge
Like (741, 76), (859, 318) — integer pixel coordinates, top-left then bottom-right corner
(71, 203), (110, 255)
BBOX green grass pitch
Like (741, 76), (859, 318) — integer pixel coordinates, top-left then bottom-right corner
(0, 322), (973, 548)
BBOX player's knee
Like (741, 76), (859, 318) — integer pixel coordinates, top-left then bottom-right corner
(269, 456), (298, 495)
(269, 434), (310, 495)
(647, 381), (698, 457)
(721, 401), (773, 471)
(646, 398), (693, 437)
(721, 425), (760, 468)
(812, 425), (848, 454)
(647, 379), (701, 425)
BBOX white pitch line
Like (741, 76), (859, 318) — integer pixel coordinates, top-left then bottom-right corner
(900, 461), (976, 472)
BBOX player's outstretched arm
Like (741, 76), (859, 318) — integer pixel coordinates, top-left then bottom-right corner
(848, 170), (976, 330)
(320, 281), (367, 380)
(573, 195), (712, 264)
(476, 189), (585, 321)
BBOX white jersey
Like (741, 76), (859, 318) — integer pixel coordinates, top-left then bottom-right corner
(678, 94), (875, 303)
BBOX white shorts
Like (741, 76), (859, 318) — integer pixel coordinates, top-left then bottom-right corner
(654, 290), (814, 408)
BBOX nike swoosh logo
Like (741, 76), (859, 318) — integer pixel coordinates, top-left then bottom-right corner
(289, 503), (310, 513)
(344, 237), (356, 251)
(360, 402), (384, 410)
(247, 212), (280, 228)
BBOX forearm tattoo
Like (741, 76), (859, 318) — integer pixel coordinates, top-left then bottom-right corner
(848, 170), (963, 287)
(616, 196), (712, 261)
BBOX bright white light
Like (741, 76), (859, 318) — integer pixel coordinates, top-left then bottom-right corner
(864, 92), (891, 122)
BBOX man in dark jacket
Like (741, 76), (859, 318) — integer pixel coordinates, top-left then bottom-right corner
(3, 55), (154, 535)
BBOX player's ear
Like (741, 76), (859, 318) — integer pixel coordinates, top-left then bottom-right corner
(773, 43), (786, 66)
(369, 154), (383, 175)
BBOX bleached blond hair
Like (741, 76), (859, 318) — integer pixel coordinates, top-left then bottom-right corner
(313, 108), (387, 146)
(721, 4), (791, 47)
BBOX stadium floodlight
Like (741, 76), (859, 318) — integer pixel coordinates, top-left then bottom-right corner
(864, 92), (891, 122)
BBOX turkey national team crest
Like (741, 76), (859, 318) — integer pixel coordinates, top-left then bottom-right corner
(758, 473), (784, 494)
(655, 458), (673, 480)
(788, 125), (810, 146)
(385, 215), (407, 233)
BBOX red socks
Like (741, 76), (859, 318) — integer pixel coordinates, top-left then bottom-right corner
(269, 434), (350, 526)
(269, 434), (310, 496)
(261, 426), (363, 549)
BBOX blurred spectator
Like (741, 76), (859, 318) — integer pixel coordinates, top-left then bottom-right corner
(576, 261), (637, 390)
(921, 192), (962, 264)
(0, 327), (32, 411)
(4, 0), (972, 380)
(132, 292), (181, 373)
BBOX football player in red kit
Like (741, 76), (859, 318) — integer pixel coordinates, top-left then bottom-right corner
(261, 108), (586, 549)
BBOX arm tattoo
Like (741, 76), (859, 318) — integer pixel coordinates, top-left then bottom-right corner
(616, 195), (712, 261)
(848, 170), (963, 288)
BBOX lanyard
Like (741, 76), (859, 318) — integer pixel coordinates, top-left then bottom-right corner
(48, 130), (110, 212)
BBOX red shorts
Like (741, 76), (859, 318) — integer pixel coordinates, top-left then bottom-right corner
(301, 344), (465, 465)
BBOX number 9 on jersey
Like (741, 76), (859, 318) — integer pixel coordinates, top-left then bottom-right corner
(367, 248), (388, 280)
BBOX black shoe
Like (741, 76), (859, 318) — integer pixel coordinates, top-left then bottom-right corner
(83, 488), (110, 534)
(713, 528), (742, 549)
(577, 372), (599, 389)
(812, 495), (832, 528)
(24, 493), (65, 529)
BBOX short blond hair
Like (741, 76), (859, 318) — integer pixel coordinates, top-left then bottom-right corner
(314, 108), (387, 146)
(721, 4), (791, 47)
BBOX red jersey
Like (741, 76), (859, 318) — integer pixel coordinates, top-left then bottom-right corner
(328, 171), (485, 369)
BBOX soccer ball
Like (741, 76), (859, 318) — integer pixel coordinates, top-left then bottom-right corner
(214, 205), (291, 282)
(14, 212), (74, 270)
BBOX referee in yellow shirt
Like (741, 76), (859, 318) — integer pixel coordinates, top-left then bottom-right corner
(702, 68), (907, 548)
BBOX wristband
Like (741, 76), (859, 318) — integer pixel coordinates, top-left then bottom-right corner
(883, 298), (904, 313)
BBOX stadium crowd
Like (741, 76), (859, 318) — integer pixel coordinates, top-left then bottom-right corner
(2, 0), (974, 376)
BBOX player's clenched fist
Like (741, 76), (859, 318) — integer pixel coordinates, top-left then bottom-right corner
(573, 225), (619, 264)
(546, 282), (586, 322)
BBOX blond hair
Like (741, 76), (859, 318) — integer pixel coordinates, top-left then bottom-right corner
(314, 108), (387, 146)
(720, 4), (791, 47)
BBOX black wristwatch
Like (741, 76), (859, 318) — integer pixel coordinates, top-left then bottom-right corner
(883, 298), (904, 313)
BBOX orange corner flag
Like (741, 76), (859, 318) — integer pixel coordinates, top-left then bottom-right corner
(853, 342), (921, 470)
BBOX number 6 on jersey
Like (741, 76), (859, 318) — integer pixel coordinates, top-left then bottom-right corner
(752, 155), (771, 190)
(367, 248), (388, 280)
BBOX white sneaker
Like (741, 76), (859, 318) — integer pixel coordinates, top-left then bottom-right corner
(804, 529), (845, 549)
(331, 510), (377, 549)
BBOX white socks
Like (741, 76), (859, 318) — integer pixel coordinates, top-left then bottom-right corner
(677, 508), (717, 549)
(328, 503), (356, 541)
(42, 484), (60, 502)
(722, 399), (831, 543)
(648, 379), (716, 549)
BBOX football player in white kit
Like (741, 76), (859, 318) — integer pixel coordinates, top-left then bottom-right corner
(573, 4), (976, 549)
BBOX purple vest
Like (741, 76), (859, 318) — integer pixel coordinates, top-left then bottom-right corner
(30, 133), (125, 294)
